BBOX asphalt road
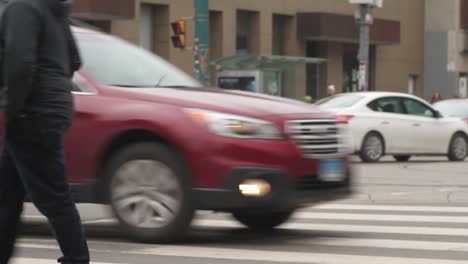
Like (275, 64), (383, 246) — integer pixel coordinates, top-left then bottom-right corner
(11, 156), (468, 264)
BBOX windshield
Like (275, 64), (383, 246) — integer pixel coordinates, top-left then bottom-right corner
(433, 100), (468, 118)
(315, 94), (365, 109)
(75, 32), (201, 88)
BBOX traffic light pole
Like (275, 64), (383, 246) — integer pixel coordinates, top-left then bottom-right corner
(194, 0), (210, 85)
(357, 4), (370, 92)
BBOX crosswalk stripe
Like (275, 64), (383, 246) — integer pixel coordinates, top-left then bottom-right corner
(194, 219), (468, 236)
(127, 245), (468, 264)
(312, 204), (468, 213)
(23, 215), (468, 236)
(292, 212), (468, 223)
(292, 237), (468, 252)
(11, 258), (117, 264)
(17, 235), (468, 254)
(16, 240), (468, 264)
(18, 203), (468, 263)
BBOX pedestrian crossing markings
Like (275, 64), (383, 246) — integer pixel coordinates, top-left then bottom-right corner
(14, 203), (468, 264)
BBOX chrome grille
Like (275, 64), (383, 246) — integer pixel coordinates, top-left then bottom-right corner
(286, 119), (343, 158)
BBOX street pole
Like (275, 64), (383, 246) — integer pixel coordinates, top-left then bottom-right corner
(194, 0), (210, 85)
(357, 4), (371, 92)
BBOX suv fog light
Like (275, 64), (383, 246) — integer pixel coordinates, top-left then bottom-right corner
(239, 179), (271, 197)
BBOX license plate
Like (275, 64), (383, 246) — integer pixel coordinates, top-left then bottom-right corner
(319, 159), (346, 182)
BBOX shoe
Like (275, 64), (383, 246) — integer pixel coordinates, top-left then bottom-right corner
(57, 257), (89, 264)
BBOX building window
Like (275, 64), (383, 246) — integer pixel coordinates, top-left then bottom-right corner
(461, 0), (468, 29)
(210, 11), (223, 85)
(272, 14), (292, 55)
(139, 4), (170, 59)
(306, 41), (321, 100)
(210, 11), (223, 60)
(236, 10), (259, 55)
(343, 44), (359, 93)
(140, 4), (155, 51)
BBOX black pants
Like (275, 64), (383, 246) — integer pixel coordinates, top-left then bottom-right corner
(0, 114), (89, 264)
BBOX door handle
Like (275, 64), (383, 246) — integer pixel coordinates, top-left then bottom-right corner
(381, 121), (390, 125)
(413, 123), (421, 127)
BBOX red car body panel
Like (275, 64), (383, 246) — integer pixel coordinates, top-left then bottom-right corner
(0, 28), (352, 209)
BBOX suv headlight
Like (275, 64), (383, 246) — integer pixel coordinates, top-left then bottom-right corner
(185, 108), (282, 139)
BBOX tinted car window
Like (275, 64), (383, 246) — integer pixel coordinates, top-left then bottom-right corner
(315, 94), (365, 108)
(368, 97), (404, 114)
(433, 100), (468, 118)
(75, 33), (201, 88)
(403, 99), (435, 118)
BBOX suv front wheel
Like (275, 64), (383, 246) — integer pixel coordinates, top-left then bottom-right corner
(104, 142), (194, 243)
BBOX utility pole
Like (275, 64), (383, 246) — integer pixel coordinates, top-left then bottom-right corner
(194, 0), (210, 85)
(357, 3), (371, 92)
(349, 0), (383, 91)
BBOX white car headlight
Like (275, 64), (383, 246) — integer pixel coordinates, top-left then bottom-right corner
(185, 108), (282, 139)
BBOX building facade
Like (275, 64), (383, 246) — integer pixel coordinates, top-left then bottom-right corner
(424, 0), (468, 100)
(72, 0), (425, 101)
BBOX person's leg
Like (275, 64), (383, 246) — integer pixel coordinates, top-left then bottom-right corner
(0, 137), (26, 263)
(7, 115), (89, 263)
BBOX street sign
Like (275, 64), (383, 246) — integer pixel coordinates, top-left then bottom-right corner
(358, 61), (367, 91)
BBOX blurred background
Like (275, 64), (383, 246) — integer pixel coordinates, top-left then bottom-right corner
(72, 0), (467, 101)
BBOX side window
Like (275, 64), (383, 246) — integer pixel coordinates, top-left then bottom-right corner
(368, 97), (404, 114)
(403, 99), (435, 118)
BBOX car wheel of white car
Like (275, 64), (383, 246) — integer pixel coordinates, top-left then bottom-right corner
(360, 132), (384, 163)
(104, 142), (194, 243)
(448, 133), (468, 162)
(232, 210), (294, 231)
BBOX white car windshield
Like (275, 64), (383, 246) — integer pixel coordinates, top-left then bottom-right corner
(316, 94), (365, 108)
(75, 32), (202, 88)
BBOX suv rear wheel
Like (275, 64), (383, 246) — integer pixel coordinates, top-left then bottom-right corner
(232, 210), (294, 231)
(104, 142), (194, 243)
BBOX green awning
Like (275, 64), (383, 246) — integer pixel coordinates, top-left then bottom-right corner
(213, 55), (326, 71)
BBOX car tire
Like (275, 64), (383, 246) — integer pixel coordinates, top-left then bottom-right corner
(394, 155), (411, 162)
(232, 210), (294, 231)
(448, 133), (468, 162)
(359, 132), (385, 163)
(104, 142), (194, 243)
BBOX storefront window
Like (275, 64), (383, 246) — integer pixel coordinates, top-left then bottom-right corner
(342, 44), (359, 93)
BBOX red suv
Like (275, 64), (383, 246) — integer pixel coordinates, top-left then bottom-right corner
(0, 26), (352, 242)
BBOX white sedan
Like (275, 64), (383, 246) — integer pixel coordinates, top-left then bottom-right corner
(316, 92), (468, 162)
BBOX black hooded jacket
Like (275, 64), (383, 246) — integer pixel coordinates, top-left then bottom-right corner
(0, 0), (81, 121)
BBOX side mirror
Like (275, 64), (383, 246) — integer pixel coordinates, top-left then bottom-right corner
(435, 111), (443, 118)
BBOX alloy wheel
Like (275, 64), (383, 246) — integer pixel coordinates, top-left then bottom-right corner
(111, 160), (182, 229)
(452, 136), (468, 160)
(365, 136), (383, 161)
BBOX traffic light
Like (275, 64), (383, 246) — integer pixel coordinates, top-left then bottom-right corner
(171, 20), (186, 49)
